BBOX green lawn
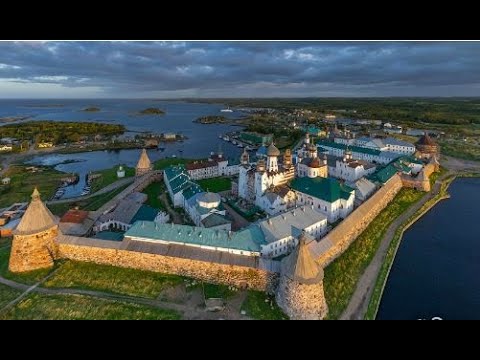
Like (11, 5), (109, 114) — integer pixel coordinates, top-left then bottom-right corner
(440, 140), (480, 162)
(90, 166), (135, 193)
(203, 283), (237, 299)
(153, 158), (190, 170)
(0, 165), (66, 208)
(0, 247), (54, 285)
(323, 188), (426, 320)
(240, 290), (288, 320)
(197, 177), (232, 193)
(0, 238), (11, 248)
(44, 261), (184, 298)
(0, 283), (21, 309)
(142, 182), (166, 210)
(0, 293), (181, 320)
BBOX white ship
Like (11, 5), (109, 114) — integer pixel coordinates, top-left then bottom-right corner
(220, 106), (233, 113)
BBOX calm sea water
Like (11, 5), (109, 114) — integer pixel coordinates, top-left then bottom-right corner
(0, 99), (245, 197)
(377, 178), (480, 320)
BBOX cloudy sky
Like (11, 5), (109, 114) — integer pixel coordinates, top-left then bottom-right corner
(0, 41), (479, 98)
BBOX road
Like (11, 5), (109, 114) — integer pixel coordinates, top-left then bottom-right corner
(441, 156), (480, 173)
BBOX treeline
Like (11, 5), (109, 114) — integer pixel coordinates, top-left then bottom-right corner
(189, 98), (480, 125)
(0, 121), (125, 144)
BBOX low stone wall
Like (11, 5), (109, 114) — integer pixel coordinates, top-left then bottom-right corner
(56, 239), (278, 292)
(310, 174), (403, 267)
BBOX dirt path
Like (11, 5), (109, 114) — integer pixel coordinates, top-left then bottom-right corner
(340, 174), (448, 320)
(0, 272), (251, 320)
(222, 202), (250, 231)
(160, 193), (183, 224)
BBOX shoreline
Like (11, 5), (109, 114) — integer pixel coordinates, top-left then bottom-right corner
(364, 173), (457, 320)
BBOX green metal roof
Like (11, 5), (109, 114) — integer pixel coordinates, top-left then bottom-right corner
(169, 174), (191, 194)
(291, 177), (354, 203)
(164, 165), (186, 180)
(125, 222), (266, 253)
(201, 213), (231, 228)
(369, 164), (398, 184)
(183, 184), (204, 200)
(94, 231), (124, 242)
(130, 205), (159, 224)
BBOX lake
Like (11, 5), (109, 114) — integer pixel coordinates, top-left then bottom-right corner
(0, 99), (245, 197)
(377, 178), (480, 320)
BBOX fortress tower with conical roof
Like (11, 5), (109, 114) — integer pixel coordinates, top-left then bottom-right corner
(136, 149), (153, 177)
(276, 232), (328, 320)
(9, 188), (59, 273)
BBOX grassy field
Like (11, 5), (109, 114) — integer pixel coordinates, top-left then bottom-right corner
(0, 247), (53, 285)
(0, 165), (66, 208)
(0, 238), (11, 248)
(323, 188), (426, 320)
(365, 175), (456, 320)
(202, 283), (237, 299)
(90, 166), (135, 193)
(0, 293), (181, 320)
(197, 177), (232, 193)
(0, 283), (22, 309)
(44, 261), (184, 298)
(153, 158), (190, 170)
(240, 290), (288, 320)
(440, 140), (480, 162)
(142, 181), (166, 210)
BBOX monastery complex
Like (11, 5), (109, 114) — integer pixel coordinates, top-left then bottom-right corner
(7, 130), (440, 320)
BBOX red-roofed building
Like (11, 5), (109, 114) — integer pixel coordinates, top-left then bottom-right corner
(60, 209), (90, 224)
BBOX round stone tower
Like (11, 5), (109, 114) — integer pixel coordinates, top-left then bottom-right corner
(9, 188), (59, 273)
(276, 232), (328, 320)
(136, 149), (153, 177)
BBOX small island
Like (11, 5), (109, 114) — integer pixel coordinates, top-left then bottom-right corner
(139, 108), (166, 115)
(194, 115), (228, 124)
(83, 107), (101, 112)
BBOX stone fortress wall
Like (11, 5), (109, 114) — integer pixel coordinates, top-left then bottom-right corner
(56, 236), (279, 292)
(310, 174), (404, 267)
(401, 163), (437, 192)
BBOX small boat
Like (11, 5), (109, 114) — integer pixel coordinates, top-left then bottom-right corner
(237, 144), (244, 148)
(171, 154), (177, 158)
(220, 106), (233, 113)
(245, 146), (252, 151)
(218, 135), (223, 139)
(232, 140), (238, 145)
(223, 136), (230, 142)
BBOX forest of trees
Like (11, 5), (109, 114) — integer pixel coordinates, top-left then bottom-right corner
(188, 98), (480, 126)
(0, 121), (125, 144)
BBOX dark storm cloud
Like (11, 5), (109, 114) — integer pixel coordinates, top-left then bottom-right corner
(0, 41), (480, 97)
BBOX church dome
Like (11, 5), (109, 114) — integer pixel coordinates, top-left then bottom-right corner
(309, 157), (322, 168)
(197, 192), (221, 209)
(267, 143), (281, 157)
